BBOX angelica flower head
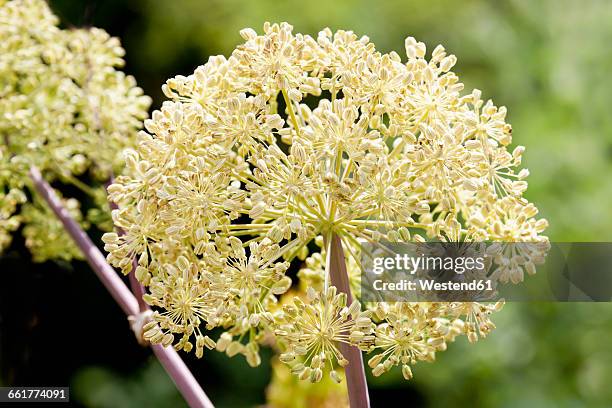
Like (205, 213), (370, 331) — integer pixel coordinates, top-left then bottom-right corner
(105, 22), (547, 380)
(0, 0), (150, 260)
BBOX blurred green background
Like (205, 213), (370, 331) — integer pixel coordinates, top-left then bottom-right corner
(2, 0), (612, 407)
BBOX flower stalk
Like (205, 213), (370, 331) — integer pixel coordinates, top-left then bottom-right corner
(327, 234), (370, 408)
(29, 165), (215, 408)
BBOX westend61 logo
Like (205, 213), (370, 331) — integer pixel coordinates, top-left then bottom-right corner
(361, 242), (612, 302)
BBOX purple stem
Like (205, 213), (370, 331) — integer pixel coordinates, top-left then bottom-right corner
(29, 166), (215, 408)
(328, 234), (370, 408)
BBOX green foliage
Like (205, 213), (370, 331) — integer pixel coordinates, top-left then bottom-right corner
(72, 360), (188, 408)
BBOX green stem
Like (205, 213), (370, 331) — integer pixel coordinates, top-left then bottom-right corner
(281, 89), (302, 137)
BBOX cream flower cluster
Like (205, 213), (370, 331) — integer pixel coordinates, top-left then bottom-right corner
(0, 0), (150, 259)
(104, 23), (548, 381)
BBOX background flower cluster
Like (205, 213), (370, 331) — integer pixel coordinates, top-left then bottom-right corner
(0, 0), (150, 261)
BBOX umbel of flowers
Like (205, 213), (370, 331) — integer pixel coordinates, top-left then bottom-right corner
(104, 22), (548, 386)
(0, 0), (150, 260)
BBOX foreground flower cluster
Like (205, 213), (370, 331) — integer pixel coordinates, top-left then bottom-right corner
(0, 0), (150, 260)
(104, 23), (548, 382)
